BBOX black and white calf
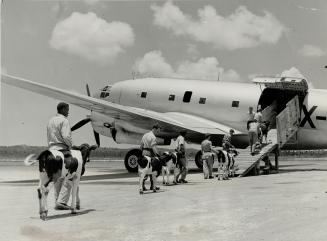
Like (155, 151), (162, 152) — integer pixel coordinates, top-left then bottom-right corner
(161, 152), (181, 185)
(24, 144), (97, 220)
(137, 152), (175, 194)
(216, 149), (239, 180)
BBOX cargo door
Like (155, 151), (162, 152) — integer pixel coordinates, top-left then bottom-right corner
(276, 95), (300, 147)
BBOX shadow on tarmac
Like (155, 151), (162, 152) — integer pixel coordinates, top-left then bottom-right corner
(35, 209), (96, 221)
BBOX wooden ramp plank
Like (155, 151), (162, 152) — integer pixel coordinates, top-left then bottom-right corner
(235, 129), (278, 177)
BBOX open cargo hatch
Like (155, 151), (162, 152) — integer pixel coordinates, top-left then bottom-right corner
(252, 77), (308, 93)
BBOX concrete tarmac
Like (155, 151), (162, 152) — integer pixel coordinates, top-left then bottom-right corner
(1, 157), (327, 241)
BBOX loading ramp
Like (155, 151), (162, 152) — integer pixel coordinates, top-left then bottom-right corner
(235, 95), (301, 177)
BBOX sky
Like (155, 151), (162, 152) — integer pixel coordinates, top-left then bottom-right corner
(1, 0), (327, 147)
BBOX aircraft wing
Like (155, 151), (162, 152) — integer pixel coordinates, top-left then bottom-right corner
(2, 74), (241, 139)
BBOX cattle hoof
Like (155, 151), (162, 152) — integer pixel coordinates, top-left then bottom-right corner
(76, 204), (80, 210)
(71, 209), (77, 214)
(153, 189), (157, 193)
(173, 181), (177, 185)
(40, 211), (47, 221)
(139, 190), (144, 195)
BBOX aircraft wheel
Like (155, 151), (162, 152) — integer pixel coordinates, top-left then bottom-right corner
(124, 149), (141, 173)
(195, 150), (203, 170)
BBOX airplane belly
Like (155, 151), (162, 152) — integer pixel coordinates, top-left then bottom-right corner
(283, 128), (327, 150)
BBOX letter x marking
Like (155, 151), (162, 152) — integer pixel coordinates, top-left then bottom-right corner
(300, 105), (317, 128)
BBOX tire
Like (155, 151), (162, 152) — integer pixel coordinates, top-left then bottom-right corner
(195, 150), (203, 170)
(124, 149), (142, 173)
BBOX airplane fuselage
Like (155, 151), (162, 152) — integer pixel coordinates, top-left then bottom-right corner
(94, 78), (327, 149)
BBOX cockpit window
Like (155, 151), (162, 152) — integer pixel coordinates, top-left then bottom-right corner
(100, 86), (111, 98)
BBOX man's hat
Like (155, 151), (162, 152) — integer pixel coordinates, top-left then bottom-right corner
(152, 123), (161, 129)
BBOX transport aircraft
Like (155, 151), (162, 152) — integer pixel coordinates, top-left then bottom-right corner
(2, 74), (327, 172)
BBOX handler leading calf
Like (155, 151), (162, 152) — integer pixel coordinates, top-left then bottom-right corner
(24, 144), (97, 220)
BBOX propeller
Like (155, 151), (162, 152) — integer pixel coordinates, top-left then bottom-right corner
(71, 118), (91, 131)
(70, 84), (101, 147)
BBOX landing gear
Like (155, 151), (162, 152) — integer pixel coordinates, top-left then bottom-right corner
(195, 150), (203, 170)
(124, 149), (142, 173)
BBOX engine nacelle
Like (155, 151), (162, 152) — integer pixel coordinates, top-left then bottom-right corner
(91, 112), (115, 138)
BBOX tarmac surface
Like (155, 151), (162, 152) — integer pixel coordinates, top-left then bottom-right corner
(1, 157), (327, 241)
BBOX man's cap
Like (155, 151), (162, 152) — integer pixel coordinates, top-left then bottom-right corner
(152, 123), (161, 129)
(230, 129), (235, 133)
(57, 102), (69, 112)
(179, 129), (187, 136)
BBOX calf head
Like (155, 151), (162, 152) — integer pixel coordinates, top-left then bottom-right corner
(72, 143), (97, 175)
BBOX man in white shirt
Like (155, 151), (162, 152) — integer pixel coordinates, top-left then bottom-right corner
(47, 102), (73, 210)
(201, 134), (217, 179)
(140, 123), (161, 190)
(47, 103), (72, 151)
(175, 130), (188, 183)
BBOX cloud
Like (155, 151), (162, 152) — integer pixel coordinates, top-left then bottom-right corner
(298, 44), (325, 57)
(49, 12), (135, 64)
(280, 67), (305, 78)
(186, 44), (200, 59)
(151, 2), (285, 50)
(133, 50), (242, 82)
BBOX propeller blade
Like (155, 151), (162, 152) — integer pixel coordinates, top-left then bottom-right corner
(86, 84), (91, 97)
(94, 130), (100, 147)
(71, 118), (91, 131)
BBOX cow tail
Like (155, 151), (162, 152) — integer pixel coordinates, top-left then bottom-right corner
(24, 154), (38, 166)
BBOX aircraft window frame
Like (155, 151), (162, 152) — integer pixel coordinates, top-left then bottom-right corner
(141, 92), (147, 98)
(168, 94), (175, 101)
(100, 91), (109, 98)
(199, 97), (206, 104)
(232, 100), (239, 107)
(183, 91), (193, 103)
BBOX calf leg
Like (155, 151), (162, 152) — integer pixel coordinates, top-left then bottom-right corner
(151, 173), (157, 192)
(162, 168), (165, 185)
(139, 170), (146, 194)
(70, 177), (80, 214)
(38, 172), (49, 220)
(76, 186), (80, 210)
(166, 168), (170, 185)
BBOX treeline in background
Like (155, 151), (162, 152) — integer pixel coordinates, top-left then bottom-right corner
(0, 145), (199, 160)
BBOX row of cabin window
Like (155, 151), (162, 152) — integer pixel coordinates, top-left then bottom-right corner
(141, 91), (240, 107)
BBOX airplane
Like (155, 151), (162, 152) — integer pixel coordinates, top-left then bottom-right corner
(2, 74), (327, 172)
